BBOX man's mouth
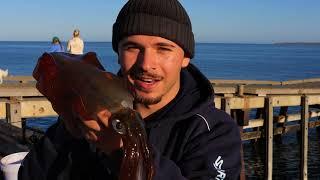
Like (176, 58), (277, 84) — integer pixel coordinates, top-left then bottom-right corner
(131, 74), (162, 91)
(139, 77), (157, 83)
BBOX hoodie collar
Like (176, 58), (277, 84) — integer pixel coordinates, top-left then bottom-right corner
(144, 63), (214, 128)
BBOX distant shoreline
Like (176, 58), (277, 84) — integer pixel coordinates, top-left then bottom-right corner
(274, 42), (320, 45)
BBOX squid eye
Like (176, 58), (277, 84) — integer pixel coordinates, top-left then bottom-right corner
(112, 119), (126, 135)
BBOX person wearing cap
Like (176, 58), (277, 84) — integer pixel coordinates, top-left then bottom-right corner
(67, 29), (84, 55)
(49, 36), (64, 52)
(19, 0), (241, 179)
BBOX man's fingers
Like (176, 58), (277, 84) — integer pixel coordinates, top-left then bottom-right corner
(97, 109), (111, 128)
(77, 119), (99, 142)
(83, 130), (98, 142)
(81, 119), (101, 132)
(74, 108), (112, 142)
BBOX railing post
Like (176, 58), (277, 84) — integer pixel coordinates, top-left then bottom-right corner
(222, 97), (246, 179)
(301, 95), (309, 180)
(275, 106), (288, 143)
(237, 84), (245, 97)
(265, 97), (273, 180)
(222, 97), (231, 115)
(6, 97), (22, 128)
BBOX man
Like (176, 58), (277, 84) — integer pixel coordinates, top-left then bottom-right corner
(67, 29), (84, 55)
(19, 0), (241, 179)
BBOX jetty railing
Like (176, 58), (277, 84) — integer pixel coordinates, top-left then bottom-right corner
(1, 76), (320, 179)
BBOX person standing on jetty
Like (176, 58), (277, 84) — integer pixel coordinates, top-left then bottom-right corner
(49, 36), (64, 52)
(19, 0), (241, 179)
(67, 29), (84, 55)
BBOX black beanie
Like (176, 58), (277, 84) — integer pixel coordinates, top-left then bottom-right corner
(112, 0), (195, 59)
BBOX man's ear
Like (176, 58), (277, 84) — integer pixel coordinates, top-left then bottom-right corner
(182, 57), (190, 68)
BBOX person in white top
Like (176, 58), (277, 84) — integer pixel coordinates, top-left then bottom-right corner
(67, 29), (84, 55)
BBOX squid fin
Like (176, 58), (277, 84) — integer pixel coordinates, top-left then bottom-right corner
(82, 52), (106, 71)
(33, 52), (58, 82)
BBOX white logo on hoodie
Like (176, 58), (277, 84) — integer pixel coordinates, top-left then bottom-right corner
(213, 156), (226, 180)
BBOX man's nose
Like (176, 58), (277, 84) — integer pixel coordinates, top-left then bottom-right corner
(137, 49), (156, 71)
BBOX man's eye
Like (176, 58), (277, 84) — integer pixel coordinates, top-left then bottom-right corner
(125, 46), (139, 51)
(158, 47), (172, 52)
(125, 46), (134, 50)
(122, 46), (138, 52)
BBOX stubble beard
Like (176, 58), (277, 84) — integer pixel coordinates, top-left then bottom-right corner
(133, 91), (162, 105)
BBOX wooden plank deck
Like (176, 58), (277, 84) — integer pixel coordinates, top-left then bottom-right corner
(3, 75), (35, 83)
(0, 82), (41, 97)
(244, 82), (320, 96)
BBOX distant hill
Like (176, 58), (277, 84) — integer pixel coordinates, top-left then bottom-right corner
(274, 42), (320, 45)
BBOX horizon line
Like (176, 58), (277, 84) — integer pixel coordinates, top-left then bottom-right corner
(0, 40), (275, 45)
(1, 40), (320, 45)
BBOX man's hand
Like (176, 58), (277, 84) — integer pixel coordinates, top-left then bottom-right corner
(81, 109), (123, 154)
(63, 109), (123, 154)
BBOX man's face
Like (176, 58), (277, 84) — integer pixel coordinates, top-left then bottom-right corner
(118, 35), (190, 106)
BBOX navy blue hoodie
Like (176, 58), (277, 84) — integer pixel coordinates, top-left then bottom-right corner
(18, 64), (241, 180)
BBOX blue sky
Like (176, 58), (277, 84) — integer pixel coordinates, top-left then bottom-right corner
(0, 0), (319, 43)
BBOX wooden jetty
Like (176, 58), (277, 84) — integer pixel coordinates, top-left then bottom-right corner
(1, 76), (320, 179)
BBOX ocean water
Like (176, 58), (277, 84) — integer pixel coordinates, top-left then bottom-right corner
(1, 41), (320, 179)
(1, 41), (320, 80)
